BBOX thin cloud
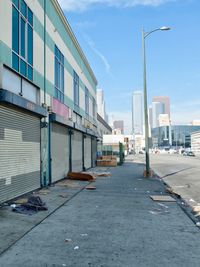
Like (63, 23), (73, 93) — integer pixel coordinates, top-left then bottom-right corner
(83, 34), (111, 73)
(171, 100), (200, 124)
(58, 0), (174, 12)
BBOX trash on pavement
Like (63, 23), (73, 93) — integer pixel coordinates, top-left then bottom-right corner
(68, 172), (95, 181)
(84, 172), (111, 177)
(196, 222), (200, 227)
(80, 233), (88, 237)
(150, 195), (176, 202)
(12, 195), (48, 215)
(65, 238), (72, 243)
(149, 209), (169, 215)
(157, 203), (169, 209)
(193, 206), (200, 212)
(34, 189), (50, 195)
(13, 198), (28, 204)
(86, 185), (96, 190)
(96, 156), (117, 167)
(74, 246), (79, 250)
(59, 193), (68, 198)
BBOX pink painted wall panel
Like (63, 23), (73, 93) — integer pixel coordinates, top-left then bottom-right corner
(52, 98), (69, 118)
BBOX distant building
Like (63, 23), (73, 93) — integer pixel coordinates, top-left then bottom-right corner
(148, 106), (153, 129)
(113, 120), (124, 134)
(97, 88), (108, 122)
(191, 131), (200, 155)
(152, 96), (170, 118)
(134, 135), (145, 154)
(108, 114), (114, 129)
(103, 134), (134, 156)
(132, 91), (143, 134)
(112, 128), (122, 135)
(97, 114), (112, 154)
(152, 102), (165, 128)
(158, 114), (170, 127)
(192, 120), (200, 126)
(151, 125), (200, 148)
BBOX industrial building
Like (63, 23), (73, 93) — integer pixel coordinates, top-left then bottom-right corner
(191, 131), (200, 155)
(0, 0), (99, 203)
(151, 125), (200, 148)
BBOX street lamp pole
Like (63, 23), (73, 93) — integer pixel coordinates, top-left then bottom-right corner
(142, 26), (170, 177)
(142, 28), (150, 176)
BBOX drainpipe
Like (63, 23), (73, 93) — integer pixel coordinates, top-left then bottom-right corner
(44, 0), (46, 105)
(82, 134), (86, 171)
(69, 129), (73, 172)
(41, 0), (47, 187)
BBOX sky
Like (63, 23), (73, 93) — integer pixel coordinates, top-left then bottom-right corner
(58, 0), (200, 134)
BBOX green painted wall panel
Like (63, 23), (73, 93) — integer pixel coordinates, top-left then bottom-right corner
(0, 41), (12, 67)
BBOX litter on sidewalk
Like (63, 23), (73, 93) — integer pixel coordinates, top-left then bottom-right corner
(12, 196), (48, 215)
(68, 172), (95, 181)
(96, 156), (117, 167)
(85, 185), (96, 190)
(83, 171), (111, 178)
(150, 195), (176, 202)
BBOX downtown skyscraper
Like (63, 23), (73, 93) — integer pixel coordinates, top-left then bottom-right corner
(132, 91), (144, 135)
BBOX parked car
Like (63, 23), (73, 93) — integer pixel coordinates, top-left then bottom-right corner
(183, 151), (195, 156)
(187, 151), (195, 157)
(139, 150), (144, 154)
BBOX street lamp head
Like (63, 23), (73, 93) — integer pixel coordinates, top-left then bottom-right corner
(160, 26), (171, 31)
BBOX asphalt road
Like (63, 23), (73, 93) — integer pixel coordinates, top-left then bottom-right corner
(136, 153), (200, 207)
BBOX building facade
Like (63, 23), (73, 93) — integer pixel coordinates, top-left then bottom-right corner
(132, 91), (143, 134)
(113, 120), (124, 134)
(152, 101), (165, 128)
(151, 125), (200, 148)
(0, 0), (98, 203)
(97, 113), (112, 154)
(152, 96), (170, 118)
(191, 131), (200, 155)
(96, 88), (107, 122)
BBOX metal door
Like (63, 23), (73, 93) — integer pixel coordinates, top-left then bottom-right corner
(0, 106), (40, 203)
(84, 135), (92, 169)
(51, 123), (69, 183)
(71, 130), (83, 172)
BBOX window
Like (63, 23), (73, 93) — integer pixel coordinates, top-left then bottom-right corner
(73, 71), (79, 107)
(54, 45), (64, 103)
(85, 87), (89, 115)
(12, 0), (33, 81)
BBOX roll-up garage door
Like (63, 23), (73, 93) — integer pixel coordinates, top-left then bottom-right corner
(84, 135), (92, 169)
(72, 131), (83, 172)
(51, 123), (69, 183)
(0, 106), (41, 204)
(92, 138), (97, 167)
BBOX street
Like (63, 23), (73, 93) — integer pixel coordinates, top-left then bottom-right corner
(135, 153), (200, 207)
(1, 157), (200, 267)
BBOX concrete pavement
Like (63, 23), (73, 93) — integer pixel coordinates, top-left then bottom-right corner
(0, 156), (200, 267)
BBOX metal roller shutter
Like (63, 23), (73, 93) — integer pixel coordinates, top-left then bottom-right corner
(84, 136), (92, 169)
(92, 138), (97, 167)
(72, 131), (83, 172)
(0, 106), (41, 204)
(51, 123), (69, 183)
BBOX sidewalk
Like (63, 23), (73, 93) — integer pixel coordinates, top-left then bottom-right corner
(0, 156), (200, 267)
